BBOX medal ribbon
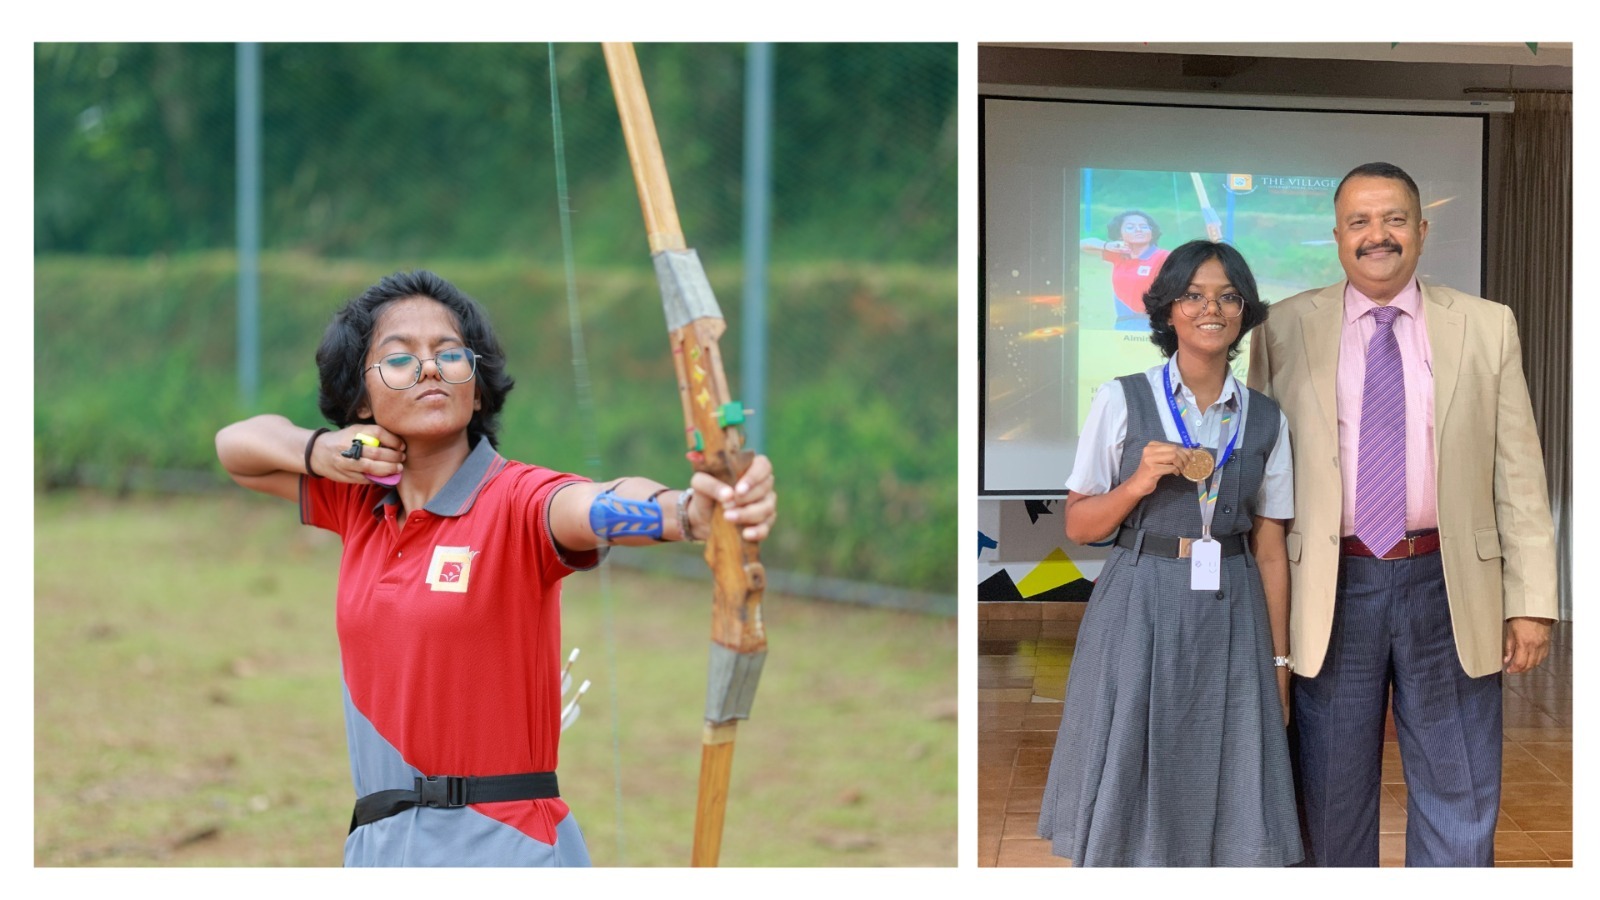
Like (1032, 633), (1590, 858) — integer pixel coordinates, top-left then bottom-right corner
(1162, 363), (1242, 539)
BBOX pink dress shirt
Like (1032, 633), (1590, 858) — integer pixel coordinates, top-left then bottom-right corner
(1336, 280), (1439, 536)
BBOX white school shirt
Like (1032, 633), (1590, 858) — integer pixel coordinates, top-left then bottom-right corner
(1065, 354), (1294, 521)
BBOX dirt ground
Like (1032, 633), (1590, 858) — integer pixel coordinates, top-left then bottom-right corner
(33, 490), (957, 867)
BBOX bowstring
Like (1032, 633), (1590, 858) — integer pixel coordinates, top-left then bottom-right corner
(548, 42), (626, 864)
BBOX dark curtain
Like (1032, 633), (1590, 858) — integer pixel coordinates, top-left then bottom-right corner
(1491, 91), (1572, 619)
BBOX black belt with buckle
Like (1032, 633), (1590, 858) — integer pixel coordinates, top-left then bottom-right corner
(350, 771), (559, 832)
(1116, 527), (1246, 559)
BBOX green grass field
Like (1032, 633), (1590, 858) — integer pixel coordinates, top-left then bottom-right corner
(33, 490), (957, 867)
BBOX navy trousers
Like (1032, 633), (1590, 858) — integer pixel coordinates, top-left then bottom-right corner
(1293, 551), (1502, 866)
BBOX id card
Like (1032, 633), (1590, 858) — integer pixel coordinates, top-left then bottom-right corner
(1189, 538), (1221, 591)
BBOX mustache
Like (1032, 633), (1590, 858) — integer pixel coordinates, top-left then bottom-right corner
(1356, 241), (1402, 258)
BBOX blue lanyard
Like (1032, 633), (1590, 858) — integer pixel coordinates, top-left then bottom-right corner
(1161, 363), (1241, 468)
(1161, 362), (1243, 537)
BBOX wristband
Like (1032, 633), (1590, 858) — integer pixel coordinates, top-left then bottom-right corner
(650, 487), (673, 540)
(305, 427), (330, 478)
(588, 488), (664, 541)
(1273, 655), (1292, 671)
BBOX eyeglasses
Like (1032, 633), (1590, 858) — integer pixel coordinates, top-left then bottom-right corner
(364, 347), (483, 390)
(1175, 291), (1245, 319)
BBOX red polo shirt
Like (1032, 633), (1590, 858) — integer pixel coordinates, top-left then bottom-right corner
(1102, 245), (1170, 313)
(300, 438), (599, 864)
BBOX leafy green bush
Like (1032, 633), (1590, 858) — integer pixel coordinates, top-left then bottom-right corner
(35, 253), (956, 593)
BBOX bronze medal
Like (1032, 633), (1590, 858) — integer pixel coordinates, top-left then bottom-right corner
(1182, 448), (1215, 482)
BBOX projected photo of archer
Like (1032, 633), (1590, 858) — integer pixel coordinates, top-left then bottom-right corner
(1080, 210), (1169, 331)
(1074, 167), (1346, 432)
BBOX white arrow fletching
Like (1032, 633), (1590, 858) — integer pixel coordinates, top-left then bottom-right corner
(560, 679), (592, 731)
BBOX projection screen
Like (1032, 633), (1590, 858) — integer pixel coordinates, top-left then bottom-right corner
(980, 88), (1492, 496)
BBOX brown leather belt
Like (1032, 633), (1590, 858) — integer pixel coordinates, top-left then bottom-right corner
(1340, 529), (1440, 560)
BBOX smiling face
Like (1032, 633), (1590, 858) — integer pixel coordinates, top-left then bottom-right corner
(1333, 175), (1429, 303)
(357, 296), (481, 442)
(1170, 257), (1244, 361)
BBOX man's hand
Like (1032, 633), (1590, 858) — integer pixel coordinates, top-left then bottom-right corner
(1503, 616), (1554, 674)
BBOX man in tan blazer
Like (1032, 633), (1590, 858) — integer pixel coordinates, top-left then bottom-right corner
(1247, 162), (1557, 866)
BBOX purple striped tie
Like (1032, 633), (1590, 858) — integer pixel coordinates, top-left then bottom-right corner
(1354, 305), (1406, 556)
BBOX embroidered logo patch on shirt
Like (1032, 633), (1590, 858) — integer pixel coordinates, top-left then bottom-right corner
(426, 545), (478, 593)
(1137, 265), (1151, 277)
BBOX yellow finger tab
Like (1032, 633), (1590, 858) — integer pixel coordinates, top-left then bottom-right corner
(354, 433), (380, 447)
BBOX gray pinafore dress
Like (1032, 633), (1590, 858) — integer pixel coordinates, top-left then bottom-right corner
(1037, 374), (1303, 866)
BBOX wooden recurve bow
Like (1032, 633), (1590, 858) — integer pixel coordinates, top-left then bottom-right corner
(601, 41), (769, 868)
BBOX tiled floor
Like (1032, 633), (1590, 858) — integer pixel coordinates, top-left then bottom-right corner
(977, 601), (1573, 867)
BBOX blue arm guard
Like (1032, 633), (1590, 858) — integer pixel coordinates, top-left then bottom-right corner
(588, 489), (665, 541)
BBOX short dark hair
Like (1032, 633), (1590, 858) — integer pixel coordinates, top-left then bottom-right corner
(1334, 161), (1421, 208)
(1143, 240), (1268, 361)
(1107, 209), (1162, 245)
(316, 270), (514, 448)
